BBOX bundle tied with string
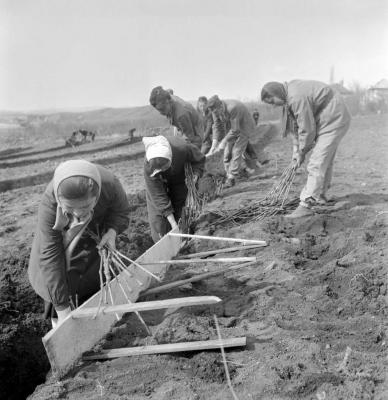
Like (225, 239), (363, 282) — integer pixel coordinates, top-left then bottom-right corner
(211, 161), (298, 225)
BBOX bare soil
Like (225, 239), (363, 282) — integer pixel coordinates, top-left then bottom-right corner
(0, 115), (387, 400)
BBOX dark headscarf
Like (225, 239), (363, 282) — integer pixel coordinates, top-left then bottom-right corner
(207, 95), (223, 111)
(261, 81), (287, 103)
(149, 86), (171, 107)
(261, 81), (297, 137)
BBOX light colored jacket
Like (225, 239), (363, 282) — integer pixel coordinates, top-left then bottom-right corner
(287, 80), (351, 154)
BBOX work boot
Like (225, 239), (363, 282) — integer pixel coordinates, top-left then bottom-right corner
(304, 196), (327, 207)
(224, 177), (235, 188)
(318, 194), (337, 205)
(285, 204), (314, 219)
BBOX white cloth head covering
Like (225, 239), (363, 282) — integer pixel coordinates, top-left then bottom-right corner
(52, 160), (101, 230)
(53, 159), (101, 202)
(142, 135), (172, 162)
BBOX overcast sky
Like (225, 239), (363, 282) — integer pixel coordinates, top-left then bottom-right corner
(0, 0), (387, 110)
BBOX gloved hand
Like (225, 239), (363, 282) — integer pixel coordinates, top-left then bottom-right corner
(99, 228), (117, 250)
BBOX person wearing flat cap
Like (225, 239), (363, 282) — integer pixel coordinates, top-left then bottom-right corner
(28, 160), (130, 327)
(149, 86), (203, 149)
(143, 135), (206, 242)
(261, 80), (351, 218)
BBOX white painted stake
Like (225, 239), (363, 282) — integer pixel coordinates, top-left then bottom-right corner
(141, 256), (257, 265)
(168, 232), (267, 246)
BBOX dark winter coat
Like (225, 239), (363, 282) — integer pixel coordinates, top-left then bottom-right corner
(28, 166), (130, 310)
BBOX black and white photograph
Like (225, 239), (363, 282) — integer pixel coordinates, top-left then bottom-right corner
(0, 1), (387, 399)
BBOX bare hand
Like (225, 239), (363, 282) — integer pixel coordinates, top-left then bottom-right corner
(99, 228), (117, 250)
(293, 152), (305, 168)
(206, 147), (218, 157)
(57, 306), (71, 324)
(217, 140), (227, 152)
(167, 213), (178, 230)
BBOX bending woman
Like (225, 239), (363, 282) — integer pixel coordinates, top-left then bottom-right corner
(261, 80), (351, 218)
(28, 160), (130, 326)
(143, 135), (205, 242)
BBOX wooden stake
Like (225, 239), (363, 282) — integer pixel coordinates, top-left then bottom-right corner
(71, 296), (221, 319)
(214, 315), (240, 400)
(140, 260), (258, 297)
(83, 337), (246, 360)
(112, 249), (162, 282)
(168, 232), (267, 246)
(177, 244), (265, 259)
(141, 256), (257, 265)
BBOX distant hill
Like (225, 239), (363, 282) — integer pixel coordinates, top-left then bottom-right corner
(0, 101), (281, 148)
(0, 106), (170, 143)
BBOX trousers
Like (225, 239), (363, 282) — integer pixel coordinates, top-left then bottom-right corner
(300, 121), (350, 203)
(223, 134), (249, 178)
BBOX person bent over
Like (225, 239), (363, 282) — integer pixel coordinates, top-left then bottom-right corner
(143, 135), (205, 242)
(207, 96), (256, 187)
(196, 96), (213, 154)
(150, 86), (202, 149)
(261, 80), (351, 218)
(28, 160), (130, 327)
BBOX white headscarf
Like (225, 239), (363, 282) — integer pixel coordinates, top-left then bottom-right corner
(142, 136), (173, 177)
(52, 160), (101, 230)
(142, 136), (172, 162)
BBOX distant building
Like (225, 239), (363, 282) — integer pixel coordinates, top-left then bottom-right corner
(330, 82), (353, 96)
(364, 79), (388, 113)
(369, 79), (388, 95)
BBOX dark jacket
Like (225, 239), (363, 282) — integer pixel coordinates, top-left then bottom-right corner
(202, 110), (214, 143)
(170, 96), (203, 147)
(144, 136), (205, 217)
(28, 165), (130, 309)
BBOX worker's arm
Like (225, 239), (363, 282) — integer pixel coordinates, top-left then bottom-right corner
(186, 143), (206, 178)
(215, 106), (241, 153)
(36, 195), (70, 313)
(177, 114), (196, 143)
(166, 213), (178, 230)
(290, 97), (317, 156)
(98, 174), (130, 250)
(206, 116), (223, 155)
(144, 163), (173, 217)
(202, 113), (213, 143)
(291, 132), (299, 160)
